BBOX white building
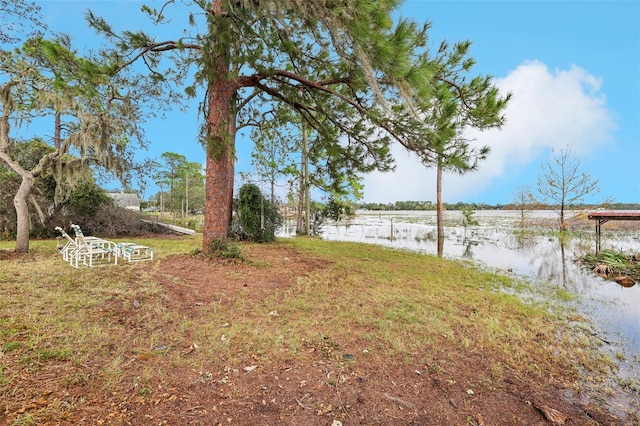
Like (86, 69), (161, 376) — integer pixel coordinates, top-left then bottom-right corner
(107, 193), (141, 211)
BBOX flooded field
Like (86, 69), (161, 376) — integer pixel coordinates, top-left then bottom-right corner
(291, 210), (640, 385)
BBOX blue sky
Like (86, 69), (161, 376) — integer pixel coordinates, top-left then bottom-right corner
(30, 1), (640, 204)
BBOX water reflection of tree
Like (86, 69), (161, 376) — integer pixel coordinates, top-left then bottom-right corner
(438, 233), (445, 256)
(533, 233), (571, 288)
(462, 239), (476, 259)
(514, 230), (536, 249)
(559, 233), (569, 288)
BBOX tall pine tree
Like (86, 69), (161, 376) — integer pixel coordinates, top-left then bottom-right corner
(87, 1), (509, 250)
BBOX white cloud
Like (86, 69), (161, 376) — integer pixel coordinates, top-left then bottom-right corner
(362, 60), (617, 203)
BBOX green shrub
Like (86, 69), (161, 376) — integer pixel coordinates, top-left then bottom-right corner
(208, 238), (244, 260)
(231, 184), (282, 243)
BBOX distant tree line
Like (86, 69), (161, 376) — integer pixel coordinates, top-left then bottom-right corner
(356, 201), (501, 211)
(357, 149), (638, 232)
(355, 201), (640, 212)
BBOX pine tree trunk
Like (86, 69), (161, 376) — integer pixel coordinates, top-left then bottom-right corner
(303, 127), (310, 235)
(436, 160), (444, 257)
(202, 79), (237, 248)
(201, 1), (238, 249)
(295, 159), (304, 235)
(54, 112), (61, 149)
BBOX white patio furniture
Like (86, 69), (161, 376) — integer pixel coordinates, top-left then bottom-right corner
(69, 224), (118, 268)
(55, 224), (153, 267)
(55, 226), (78, 262)
(116, 242), (154, 262)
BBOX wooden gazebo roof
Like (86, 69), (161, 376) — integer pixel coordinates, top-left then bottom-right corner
(587, 210), (640, 254)
(587, 210), (640, 221)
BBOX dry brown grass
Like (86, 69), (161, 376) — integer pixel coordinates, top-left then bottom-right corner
(0, 236), (636, 425)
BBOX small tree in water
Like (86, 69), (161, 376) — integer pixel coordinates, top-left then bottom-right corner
(536, 148), (599, 231)
(461, 207), (479, 227)
(309, 198), (353, 236)
(512, 185), (537, 229)
(232, 184), (282, 243)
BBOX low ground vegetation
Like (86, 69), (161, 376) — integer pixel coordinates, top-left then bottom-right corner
(521, 212), (640, 285)
(0, 175), (168, 241)
(580, 250), (640, 285)
(0, 236), (637, 425)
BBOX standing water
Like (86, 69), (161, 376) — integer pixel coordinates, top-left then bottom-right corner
(314, 210), (640, 390)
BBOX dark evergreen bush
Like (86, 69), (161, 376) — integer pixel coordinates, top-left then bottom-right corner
(231, 183), (282, 243)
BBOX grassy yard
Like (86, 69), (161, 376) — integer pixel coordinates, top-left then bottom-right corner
(0, 235), (636, 425)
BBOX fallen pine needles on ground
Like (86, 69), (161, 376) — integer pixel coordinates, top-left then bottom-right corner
(0, 236), (636, 425)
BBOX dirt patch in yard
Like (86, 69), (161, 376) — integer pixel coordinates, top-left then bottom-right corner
(0, 243), (635, 425)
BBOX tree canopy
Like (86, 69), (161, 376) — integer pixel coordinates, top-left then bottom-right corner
(86, 0), (509, 250)
(0, 36), (153, 251)
(0, 0), (44, 44)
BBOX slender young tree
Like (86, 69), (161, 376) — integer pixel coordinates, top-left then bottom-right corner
(537, 147), (599, 230)
(177, 160), (205, 217)
(152, 152), (205, 216)
(249, 109), (303, 204)
(250, 105), (366, 235)
(415, 41), (510, 255)
(158, 152), (187, 210)
(87, 0), (496, 250)
(512, 185), (537, 228)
